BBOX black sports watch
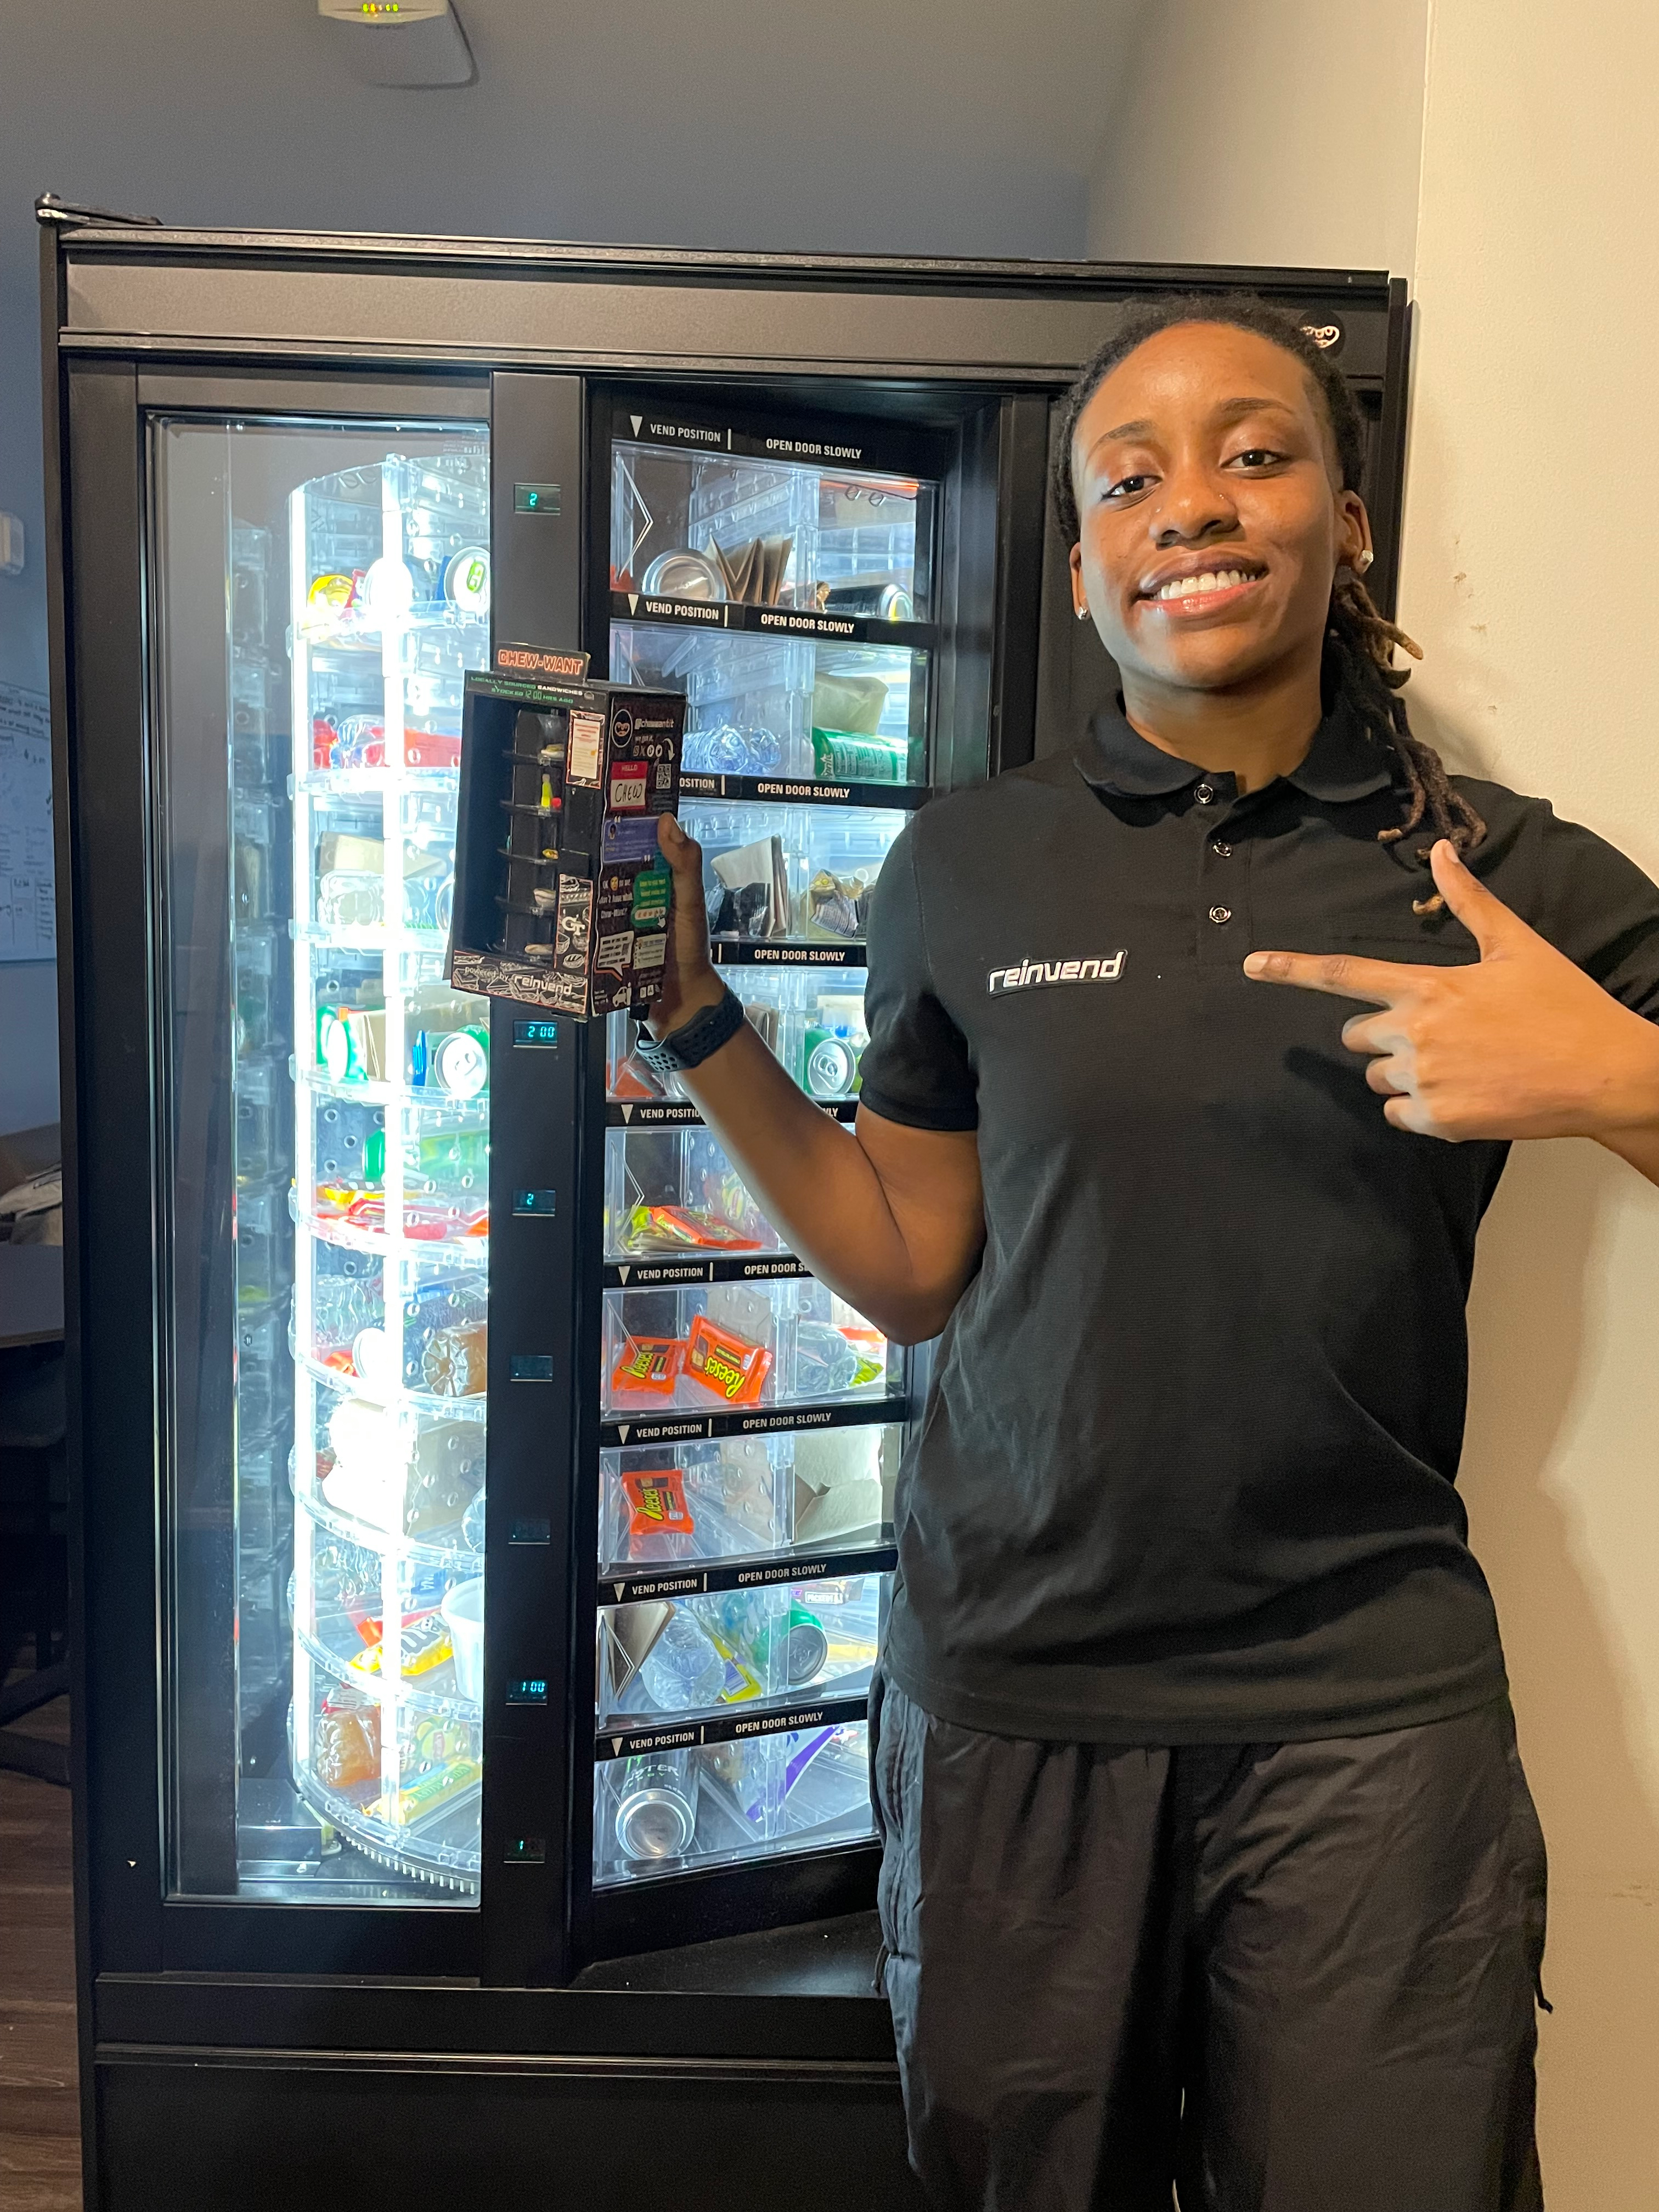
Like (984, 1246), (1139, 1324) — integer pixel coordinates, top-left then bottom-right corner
(634, 986), (747, 1078)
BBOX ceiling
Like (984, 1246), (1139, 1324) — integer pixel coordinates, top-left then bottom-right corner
(5, 0), (1139, 259)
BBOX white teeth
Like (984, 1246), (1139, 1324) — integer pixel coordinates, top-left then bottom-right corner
(1155, 568), (1253, 600)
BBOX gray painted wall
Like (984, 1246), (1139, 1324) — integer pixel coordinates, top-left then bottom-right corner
(0, 0), (1136, 1127)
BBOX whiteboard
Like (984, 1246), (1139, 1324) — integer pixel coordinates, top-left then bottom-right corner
(0, 683), (54, 962)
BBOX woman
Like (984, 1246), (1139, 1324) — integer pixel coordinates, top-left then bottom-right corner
(642, 298), (1659, 2212)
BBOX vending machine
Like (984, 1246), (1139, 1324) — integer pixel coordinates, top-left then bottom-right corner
(40, 200), (1409, 2208)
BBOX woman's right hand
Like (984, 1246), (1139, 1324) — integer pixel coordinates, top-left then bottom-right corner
(647, 814), (727, 1039)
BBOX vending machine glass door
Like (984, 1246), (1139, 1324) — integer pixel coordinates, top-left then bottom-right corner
(151, 414), (492, 1904)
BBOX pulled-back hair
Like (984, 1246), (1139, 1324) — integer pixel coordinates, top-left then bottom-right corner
(1053, 294), (1483, 910)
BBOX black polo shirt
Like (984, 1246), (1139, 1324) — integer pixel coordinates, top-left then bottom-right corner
(860, 695), (1659, 1743)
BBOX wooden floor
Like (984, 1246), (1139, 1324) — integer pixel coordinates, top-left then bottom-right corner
(0, 1684), (81, 2211)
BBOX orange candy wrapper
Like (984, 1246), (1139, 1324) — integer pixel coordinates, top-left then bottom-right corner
(349, 1610), (453, 1680)
(622, 1466), (696, 1537)
(610, 1335), (684, 1400)
(684, 1314), (771, 1406)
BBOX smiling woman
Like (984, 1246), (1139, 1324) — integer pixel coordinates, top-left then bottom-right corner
(637, 297), (1659, 2212)
(1056, 294), (1486, 908)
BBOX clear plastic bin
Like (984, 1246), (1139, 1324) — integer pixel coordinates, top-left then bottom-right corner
(677, 798), (905, 950)
(597, 1572), (883, 1725)
(296, 1491), (486, 1703)
(300, 1376), (485, 1551)
(592, 1719), (875, 1887)
(607, 966), (868, 1105)
(610, 436), (929, 616)
(305, 1087), (489, 1248)
(233, 929), (285, 1058)
(237, 1295), (292, 1441)
(292, 1668), (482, 1888)
(611, 622), (927, 783)
(298, 1238), (488, 1408)
(235, 1179), (295, 1310)
(603, 1278), (894, 1418)
(599, 1426), (899, 1572)
(603, 1124), (783, 1262)
(234, 1048), (291, 1186)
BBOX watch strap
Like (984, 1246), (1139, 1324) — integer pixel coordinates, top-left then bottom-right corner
(635, 986), (746, 1076)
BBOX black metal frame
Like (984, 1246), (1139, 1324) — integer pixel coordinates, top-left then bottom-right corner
(41, 205), (1410, 2210)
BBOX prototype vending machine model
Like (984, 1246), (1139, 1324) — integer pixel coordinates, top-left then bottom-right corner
(41, 202), (1409, 2210)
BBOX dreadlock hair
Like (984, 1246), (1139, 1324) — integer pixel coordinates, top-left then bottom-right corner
(1052, 293), (1483, 913)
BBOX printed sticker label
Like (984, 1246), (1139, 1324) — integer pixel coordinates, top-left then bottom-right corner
(567, 711), (605, 786)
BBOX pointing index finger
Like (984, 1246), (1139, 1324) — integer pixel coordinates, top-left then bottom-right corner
(1242, 948), (1436, 1003)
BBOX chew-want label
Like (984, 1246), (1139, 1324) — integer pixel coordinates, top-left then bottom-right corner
(987, 951), (1127, 995)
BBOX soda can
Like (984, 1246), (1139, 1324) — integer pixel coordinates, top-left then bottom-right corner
(803, 1029), (858, 1100)
(614, 1759), (698, 1862)
(444, 546), (492, 617)
(749, 1601), (830, 1688)
(319, 1006), (386, 1084)
(432, 1028), (490, 1098)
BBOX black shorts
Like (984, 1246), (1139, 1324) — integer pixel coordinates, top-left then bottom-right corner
(871, 1678), (1548, 2212)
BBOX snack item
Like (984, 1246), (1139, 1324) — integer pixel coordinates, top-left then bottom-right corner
(449, 671), (684, 1018)
(793, 1319), (884, 1397)
(809, 670), (888, 737)
(610, 1335), (684, 1400)
(313, 1701), (380, 1791)
(620, 1203), (763, 1255)
(349, 1609), (453, 1680)
(307, 571), (357, 622)
(684, 1313), (772, 1406)
(369, 1756), (482, 1830)
(810, 728), (912, 783)
(621, 1466), (696, 1539)
(806, 868), (875, 941)
(403, 731), (463, 770)
(422, 1323), (488, 1396)
(709, 835), (790, 940)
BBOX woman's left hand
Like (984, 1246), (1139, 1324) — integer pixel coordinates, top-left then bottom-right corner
(1243, 839), (1659, 1145)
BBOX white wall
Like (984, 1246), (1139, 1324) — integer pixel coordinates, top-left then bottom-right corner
(1087, 0), (1429, 276)
(1401, 7), (1659, 2203)
(1096, 4), (1659, 2200)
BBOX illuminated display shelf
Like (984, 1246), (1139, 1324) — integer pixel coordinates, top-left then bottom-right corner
(294, 1343), (488, 1424)
(285, 445), (492, 1892)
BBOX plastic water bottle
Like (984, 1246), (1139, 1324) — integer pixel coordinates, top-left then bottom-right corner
(638, 1606), (727, 1711)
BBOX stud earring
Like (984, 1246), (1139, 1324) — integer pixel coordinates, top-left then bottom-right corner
(1355, 548), (1374, 574)
(1075, 603), (1090, 622)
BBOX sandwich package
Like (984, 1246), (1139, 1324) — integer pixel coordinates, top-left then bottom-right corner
(448, 651), (687, 1018)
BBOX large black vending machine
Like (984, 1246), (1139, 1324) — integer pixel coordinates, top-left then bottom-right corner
(40, 201), (1409, 2210)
